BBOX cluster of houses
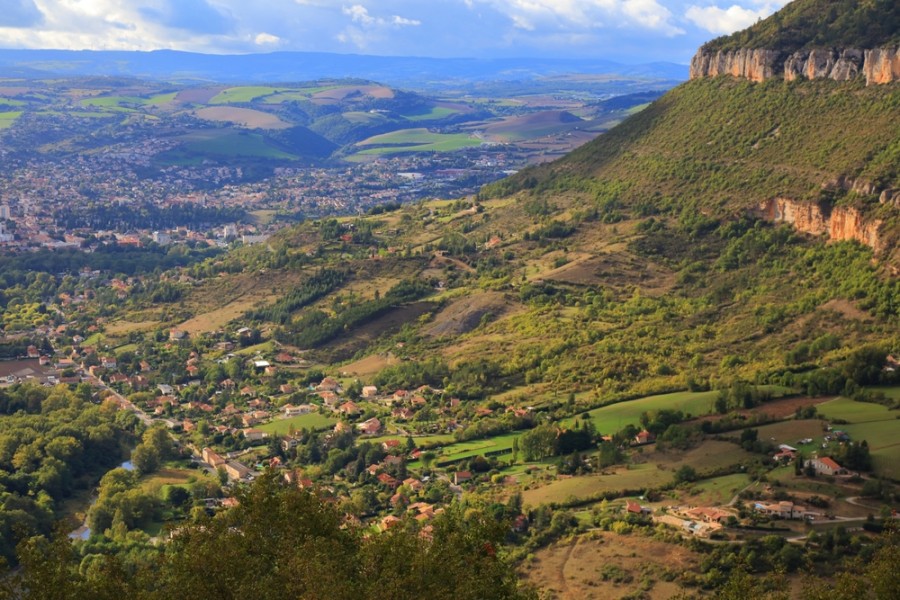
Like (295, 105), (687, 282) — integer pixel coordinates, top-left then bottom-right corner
(650, 504), (735, 538)
(752, 500), (821, 521)
(200, 447), (254, 482)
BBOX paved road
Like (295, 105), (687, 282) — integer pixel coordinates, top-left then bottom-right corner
(99, 380), (154, 426)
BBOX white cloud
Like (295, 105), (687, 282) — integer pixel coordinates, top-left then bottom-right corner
(471, 0), (683, 35)
(0, 0), (797, 63)
(337, 3), (421, 50)
(685, 2), (786, 35)
(343, 4), (375, 25)
(341, 4), (419, 27)
(391, 15), (420, 26)
(623, 0), (683, 36)
(254, 32), (280, 45)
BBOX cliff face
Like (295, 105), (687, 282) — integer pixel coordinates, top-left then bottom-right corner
(758, 197), (884, 252)
(690, 46), (900, 84)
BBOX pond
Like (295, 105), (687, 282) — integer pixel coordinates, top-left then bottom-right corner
(69, 458), (134, 540)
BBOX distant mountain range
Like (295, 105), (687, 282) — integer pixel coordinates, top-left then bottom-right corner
(0, 49), (687, 89)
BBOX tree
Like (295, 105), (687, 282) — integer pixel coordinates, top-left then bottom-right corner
(674, 465), (698, 484)
(131, 444), (160, 476)
(166, 486), (191, 508)
(10, 472), (537, 599)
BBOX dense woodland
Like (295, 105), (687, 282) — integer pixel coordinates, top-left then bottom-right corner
(0, 385), (135, 562)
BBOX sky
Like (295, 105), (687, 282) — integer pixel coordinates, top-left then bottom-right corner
(0, 0), (792, 63)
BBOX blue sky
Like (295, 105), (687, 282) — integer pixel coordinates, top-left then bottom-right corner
(0, 0), (790, 63)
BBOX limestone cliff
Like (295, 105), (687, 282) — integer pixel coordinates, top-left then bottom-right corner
(690, 46), (900, 85)
(758, 197), (884, 253)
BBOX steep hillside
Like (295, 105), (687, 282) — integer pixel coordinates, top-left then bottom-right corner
(690, 0), (900, 83)
(489, 77), (900, 266)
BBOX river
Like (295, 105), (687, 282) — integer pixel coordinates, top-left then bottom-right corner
(68, 458), (134, 540)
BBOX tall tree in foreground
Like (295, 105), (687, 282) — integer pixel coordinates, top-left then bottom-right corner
(6, 471), (535, 600)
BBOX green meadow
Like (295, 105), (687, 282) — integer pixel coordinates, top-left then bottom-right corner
(0, 111), (22, 129)
(256, 412), (337, 435)
(355, 128), (481, 155)
(568, 390), (721, 434)
(402, 106), (460, 121)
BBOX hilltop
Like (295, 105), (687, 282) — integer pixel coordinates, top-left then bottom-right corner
(691, 0), (900, 84)
(703, 0), (900, 54)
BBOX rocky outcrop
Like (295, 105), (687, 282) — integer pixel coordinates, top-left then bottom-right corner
(758, 197), (884, 253)
(689, 49), (780, 82)
(690, 46), (900, 85)
(864, 47), (900, 84)
(784, 48), (863, 81)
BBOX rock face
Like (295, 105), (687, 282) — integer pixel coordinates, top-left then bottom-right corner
(689, 49), (780, 82)
(864, 47), (900, 84)
(690, 46), (900, 85)
(758, 197), (884, 252)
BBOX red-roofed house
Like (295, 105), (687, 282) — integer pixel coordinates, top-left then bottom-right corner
(357, 417), (382, 435)
(634, 430), (656, 445)
(805, 456), (848, 476)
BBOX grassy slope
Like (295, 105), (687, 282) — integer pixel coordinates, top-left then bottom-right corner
(498, 78), (900, 209)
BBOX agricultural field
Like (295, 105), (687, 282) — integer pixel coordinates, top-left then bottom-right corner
(353, 128), (483, 155)
(817, 396), (897, 423)
(80, 92), (177, 109)
(157, 130), (297, 165)
(748, 419), (827, 447)
(478, 110), (585, 142)
(434, 431), (522, 464)
(677, 472), (753, 506)
(209, 86), (289, 104)
(256, 412), (337, 435)
(521, 440), (757, 507)
(0, 110), (22, 128)
(568, 390), (721, 435)
(195, 106), (291, 129)
(403, 106), (460, 121)
(817, 396), (900, 478)
(522, 463), (668, 507)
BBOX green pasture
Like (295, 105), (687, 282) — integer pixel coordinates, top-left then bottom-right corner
(567, 390), (721, 435)
(817, 396), (897, 423)
(342, 111), (388, 124)
(682, 472), (752, 505)
(435, 431), (522, 463)
(366, 433), (455, 446)
(777, 396), (899, 479)
(0, 111), (21, 129)
(354, 128), (481, 155)
(749, 420), (826, 446)
(402, 106), (459, 121)
(159, 131), (297, 164)
(522, 463), (668, 507)
(256, 412), (337, 435)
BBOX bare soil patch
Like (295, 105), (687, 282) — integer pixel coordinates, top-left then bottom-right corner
(316, 301), (436, 362)
(818, 298), (870, 321)
(341, 353), (400, 378)
(174, 88), (223, 104)
(544, 252), (675, 296)
(311, 85), (394, 103)
(195, 106), (290, 129)
(105, 320), (160, 336)
(522, 531), (698, 600)
(425, 291), (517, 337)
